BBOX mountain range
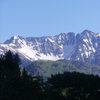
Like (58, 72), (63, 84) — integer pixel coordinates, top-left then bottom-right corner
(0, 30), (100, 65)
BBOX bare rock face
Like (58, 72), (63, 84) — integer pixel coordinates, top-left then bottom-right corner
(0, 30), (100, 65)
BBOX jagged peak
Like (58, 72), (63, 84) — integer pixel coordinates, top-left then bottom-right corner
(12, 35), (24, 40)
(67, 32), (75, 37)
(4, 35), (25, 45)
(81, 29), (95, 35)
(54, 33), (66, 38)
(81, 29), (97, 38)
(59, 33), (66, 36)
(56, 32), (75, 39)
(13, 35), (21, 40)
(82, 29), (92, 33)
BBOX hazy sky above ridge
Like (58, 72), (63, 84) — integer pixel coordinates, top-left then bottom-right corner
(0, 0), (100, 42)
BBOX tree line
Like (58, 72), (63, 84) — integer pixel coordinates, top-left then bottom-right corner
(0, 51), (100, 100)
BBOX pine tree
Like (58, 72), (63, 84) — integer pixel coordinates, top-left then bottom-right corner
(0, 51), (21, 100)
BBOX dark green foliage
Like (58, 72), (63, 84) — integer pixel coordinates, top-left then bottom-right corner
(0, 51), (100, 100)
(0, 51), (44, 100)
(0, 51), (21, 100)
(19, 68), (45, 100)
(47, 72), (100, 100)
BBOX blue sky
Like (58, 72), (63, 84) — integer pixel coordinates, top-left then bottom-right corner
(0, 0), (100, 43)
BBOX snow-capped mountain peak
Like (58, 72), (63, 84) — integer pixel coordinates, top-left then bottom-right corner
(0, 30), (100, 65)
(4, 35), (27, 47)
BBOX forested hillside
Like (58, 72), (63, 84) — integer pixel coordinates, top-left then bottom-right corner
(26, 60), (100, 78)
(0, 51), (100, 100)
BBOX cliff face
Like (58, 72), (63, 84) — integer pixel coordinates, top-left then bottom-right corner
(0, 30), (100, 65)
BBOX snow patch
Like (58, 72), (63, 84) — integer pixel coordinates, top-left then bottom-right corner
(14, 35), (19, 40)
(18, 46), (38, 61)
(38, 53), (62, 61)
(48, 37), (55, 43)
